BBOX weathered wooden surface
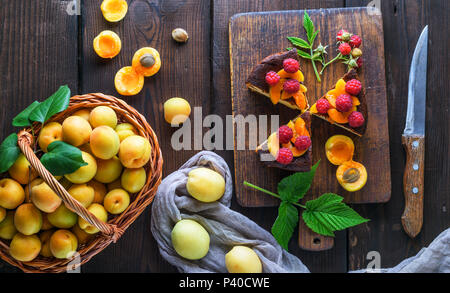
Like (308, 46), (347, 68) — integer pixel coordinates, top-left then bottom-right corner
(0, 0), (448, 272)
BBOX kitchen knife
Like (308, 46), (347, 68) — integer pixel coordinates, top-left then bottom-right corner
(402, 26), (428, 238)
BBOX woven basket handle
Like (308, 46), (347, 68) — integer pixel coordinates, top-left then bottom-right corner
(17, 130), (123, 242)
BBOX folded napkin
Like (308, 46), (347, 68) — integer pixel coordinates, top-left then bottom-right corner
(150, 151), (309, 273)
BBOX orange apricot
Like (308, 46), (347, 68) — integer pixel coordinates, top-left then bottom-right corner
(115, 66), (145, 96)
(101, 0), (128, 22)
(132, 47), (161, 77)
(277, 69), (305, 82)
(336, 160), (367, 192)
(93, 30), (122, 59)
(292, 91), (307, 110)
(269, 79), (285, 104)
(325, 135), (355, 166)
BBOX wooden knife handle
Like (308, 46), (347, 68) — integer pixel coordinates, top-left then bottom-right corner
(401, 135), (425, 238)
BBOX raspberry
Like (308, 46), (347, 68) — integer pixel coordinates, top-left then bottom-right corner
(349, 35), (362, 48)
(337, 29), (350, 42)
(265, 71), (281, 86)
(295, 136), (311, 151)
(283, 79), (300, 94)
(276, 148), (293, 165)
(283, 58), (300, 74)
(356, 57), (363, 68)
(316, 98), (331, 114)
(339, 43), (352, 56)
(348, 111), (365, 128)
(278, 125), (293, 144)
(345, 79), (362, 96)
(335, 94), (354, 113)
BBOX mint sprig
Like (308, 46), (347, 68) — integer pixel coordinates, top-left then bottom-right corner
(244, 161), (369, 250)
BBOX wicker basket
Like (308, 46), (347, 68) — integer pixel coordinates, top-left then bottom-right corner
(0, 93), (163, 273)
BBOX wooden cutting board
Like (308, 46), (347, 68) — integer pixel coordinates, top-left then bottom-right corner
(229, 8), (391, 251)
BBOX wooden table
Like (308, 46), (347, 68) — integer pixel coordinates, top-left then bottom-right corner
(0, 0), (448, 273)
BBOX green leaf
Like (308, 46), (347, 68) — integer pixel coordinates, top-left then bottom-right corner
(29, 85), (71, 124)
(12, 101), (40, 127)
(0, 133), (20, 173)
(303, 12), (315, 43)
(309, 30), (319, 45)
(297, 50), (312, 60)
(287, 36), (310, 49)
(271, 202), (298, 250)
(302, 193), (370, 237)
(277, 161), (319, 203)
(40, 141), (87, 176)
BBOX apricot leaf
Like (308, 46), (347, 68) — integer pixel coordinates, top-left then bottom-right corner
(40, 141), (87, 176)
(12, 101), (40, 127)
(271, 202), (298, 251)
(0, 133), (20, 173)
(29, 85), (71, 124)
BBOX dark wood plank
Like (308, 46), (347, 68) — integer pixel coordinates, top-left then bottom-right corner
(0, 0), (79, 273)
(79, 0), (211, 272)
(346, 0), (450, 270)
(213, 0), (348, 272)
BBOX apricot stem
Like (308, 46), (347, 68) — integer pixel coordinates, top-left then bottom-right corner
(243, 181), (306, 209)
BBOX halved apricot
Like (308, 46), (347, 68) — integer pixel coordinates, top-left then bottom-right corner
(269, 79), (285, 104)
(327, 106), (357, 124)
(93, 30), (122, 59)
(292, 91), (307, 110)
(335, 79), (347, 93)
(282, 142), (307, 157)
(114, 66), (144, 96)
(336, 161), (367, 192)
(267, 133), (279, 159)
(281, 90), (292, 100)
(277, 69), (305, 82)
(325, 135), (355, 166)
(101, 0), (128, 22)
(132, 47), (161, 77)
(326, 92), (337, 108)
(352, 96), (360, 106)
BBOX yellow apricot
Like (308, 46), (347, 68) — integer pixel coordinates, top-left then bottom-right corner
(115, 66), (144, 96)
(39, 230), (54, 257)
(115, 123), (138, 142)
(132, 47), (161, 77)
(38, 122), (63, 152)
(9, 233), (41, 262)
(78, 204), (108, 234)
(8, 153), (38, 185)
(163, 97), (191, 126)
(0, 178), (25, 210)
(89, 106), (118, 129)
(93, 30), (122, 59)
(95, 156), (123, 184)
(72, 223), (94, 245)
(0, 211), (17, 240)
(14, 203), (42, 235)
(101, 0), (128, 22)
(62, 116), (92, 147)
(103, 189), (130, 214)
(31, 181), (62, 213)
(65, 151), (98, 184)
(73, 109), (91, 121)
(87, 180), (107, 204)
(118, 135), (152, 168)
(90, 126), (121, 160)
(68, 184), (95, 208)
(49, 229), (78, 259)
(121, 167), (146, 193)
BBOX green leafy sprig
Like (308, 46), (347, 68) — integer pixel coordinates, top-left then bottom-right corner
(244, 161), (369, 250)
(0, 86), (87, 176)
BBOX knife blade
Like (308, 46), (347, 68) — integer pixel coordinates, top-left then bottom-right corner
(401, 26), (428, 238)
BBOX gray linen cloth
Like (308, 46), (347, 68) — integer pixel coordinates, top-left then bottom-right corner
(151, 151), (449, 273)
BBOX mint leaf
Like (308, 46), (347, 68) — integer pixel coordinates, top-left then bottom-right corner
(277, 161), (319, 203)
(271, 202), (298, 250)
(0, 133), (20, 173)
(287, 36), (310, 49)
(40, 141), (87, 176)
(12, 101), (40, 127)
(303, 12), (315, 43)
(302, 193), (370, 237)
(29, 85), (71, 124)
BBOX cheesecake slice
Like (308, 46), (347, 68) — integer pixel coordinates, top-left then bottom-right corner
(256, 112), (312, 172)
(246, 49), (309, 112)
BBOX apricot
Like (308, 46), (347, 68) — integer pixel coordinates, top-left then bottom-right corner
(107, 179), (122, 191)
(72, 223), (94, 245)
(277, 69), (304, 82)
(119, 135), (151, 168)
(225, 246), (262, 273)
(269, 79), (285, 104)
(65, 151), (98, 184)
(89, 106), (118, 129)
(68, 184), (95, 208)
(0, 178), (25, 209)
(336, 161), (368, 192)
(292, 91), (307, 110)
(62, 116), (92, 147)
(101, 0), (128, 22)
(9, 233), (41, 262)
(0, 207), (5, 223)
(73, 109), (91, 121)
(267, 132), (279, 159)
(171, 219), (210, 260)
(121, 167), (146, 193)
(8, 153), (38, 185)
(115, 123), (138, 142)
(0, 211), (17, 240)
(31, 181), (62, 213)
(49, 229), (78, 259)
(41, 213), (54, 230)
(132, 47), (161, 77)
(163, 97), (191, 126)
(325, 135), (355, 166)
(90, 126), (120, 160)
(115, 66), (144, 96)
(14, 203), (42, 235)
(95, 156), (123, 183)
(38, 122), (63, 152)
(282, 142), (306, 157)
(47, 204), (78, 228)
(78, 204), (108, 234)
(186, 168), (225, 203)
(39, 230), (54, 257)
(93, 30), (122, 59)
(103, 189), (130, 214)
(87, 180), (107, 204)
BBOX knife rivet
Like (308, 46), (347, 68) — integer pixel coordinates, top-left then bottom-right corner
(412, 187), (419, 194)
(413, 164), (419, 170)
(413, 141), (419, 148)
